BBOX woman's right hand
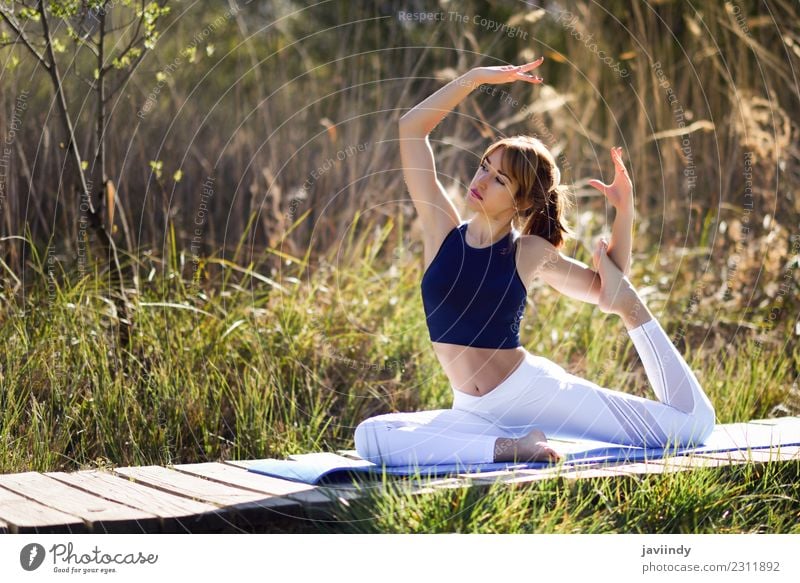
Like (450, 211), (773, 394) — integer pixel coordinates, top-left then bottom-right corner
(469, 57), (545, 86)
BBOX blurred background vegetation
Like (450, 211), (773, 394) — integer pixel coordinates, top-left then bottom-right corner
(0, 0), (799, 472)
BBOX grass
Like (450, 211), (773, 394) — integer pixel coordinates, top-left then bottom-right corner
(309, 460), (800, 534)
(0, 212), (798, 533)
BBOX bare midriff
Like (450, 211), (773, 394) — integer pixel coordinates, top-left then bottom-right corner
(433, 342), (527, 397)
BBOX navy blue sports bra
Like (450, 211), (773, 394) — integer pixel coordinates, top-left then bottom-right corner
(420, 220), (528, 349)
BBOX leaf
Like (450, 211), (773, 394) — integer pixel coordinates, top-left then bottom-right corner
(148, 160), (163, 179)
(52, 37), (66, 54)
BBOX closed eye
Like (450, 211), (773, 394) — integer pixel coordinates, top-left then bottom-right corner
(480, 162), (506, 185)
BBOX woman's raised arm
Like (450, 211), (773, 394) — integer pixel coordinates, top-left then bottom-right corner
(398, 61), (545, 229)
(399, 60), (544, 136)
(398, 69), (482, 136)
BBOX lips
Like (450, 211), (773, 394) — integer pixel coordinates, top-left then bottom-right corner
(470, 189), (483, 200)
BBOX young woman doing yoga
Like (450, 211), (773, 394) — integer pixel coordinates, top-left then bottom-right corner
(354, 58), (715, 466)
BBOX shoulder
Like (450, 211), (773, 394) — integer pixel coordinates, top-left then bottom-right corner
(515, 233), (561, 284)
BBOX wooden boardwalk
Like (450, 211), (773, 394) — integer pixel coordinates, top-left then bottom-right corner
(1, 417), (798, 533)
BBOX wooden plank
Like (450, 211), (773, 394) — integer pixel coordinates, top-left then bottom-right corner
(458, 466), (563, 485)
(660, 455), (736, 469)
(179, 462), (333, 504)
(406, 477), (473, 494)
(692, 446), (800, 464)
(111, 465), (307, 530)
(47, 470), (228, 534)
(112, 466), (299, 508)
(460, 470), (519, 483)
(173, 462), (365, 523)
(492, 469), (565, 485)
(0, 472), (159, 533)
(560, 466), (631, 479)
(601, 460), (692, 476)
(0, 484), (87, 534)
(748, 416), (800, 426)
(504, 463), (629, 484)
(610, 455), (745, 476)
(224, 458), (371, 494)
(771, 445), (800, 460)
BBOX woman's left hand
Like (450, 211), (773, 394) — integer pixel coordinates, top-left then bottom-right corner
(588, 147), (633, 211)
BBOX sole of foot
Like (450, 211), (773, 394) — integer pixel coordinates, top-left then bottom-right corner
(516, 428), (562, 463)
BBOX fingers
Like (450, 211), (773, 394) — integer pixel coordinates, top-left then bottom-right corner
(592, 238), (602, 270)
(612, 146), (629, 170)
(518, 56), (544, 72)
(515, 70), (543, 84)
(593, 237), (610, 269)
(587, 178), (608, 193)
(514, 57), (544, 83)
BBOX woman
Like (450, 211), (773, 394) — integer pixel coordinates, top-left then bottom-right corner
(354, 58), (715, 466)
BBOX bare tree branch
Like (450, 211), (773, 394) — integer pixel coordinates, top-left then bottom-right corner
(0, 6), (51, 70)
(103, 38), (148, 104)
(101, 0), (144, 77)
(0, 38), (30, 48)
(36, 0), (91, 204)
(72, 67), (96, 90)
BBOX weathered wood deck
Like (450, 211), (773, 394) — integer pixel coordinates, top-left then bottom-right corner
(1, 417), (798, 533)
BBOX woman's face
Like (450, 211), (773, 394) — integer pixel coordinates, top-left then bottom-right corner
(467, 147), (519, 216)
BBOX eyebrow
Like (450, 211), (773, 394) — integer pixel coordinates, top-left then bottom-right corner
(483, 155), (511, 181)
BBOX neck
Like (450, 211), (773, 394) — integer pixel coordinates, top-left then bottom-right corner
(468, 214), (513, 246)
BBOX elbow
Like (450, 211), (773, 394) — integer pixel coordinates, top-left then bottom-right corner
(398, 116), (429, 137)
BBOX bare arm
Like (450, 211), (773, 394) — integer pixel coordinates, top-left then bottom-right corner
(529, 237), (602, 305)
(398, 70), (482, 136)
(588, 147), (635, 276)
(399, 61), (544, 228)
(398, 72), (484, 227)
(607, 206), (633, 277)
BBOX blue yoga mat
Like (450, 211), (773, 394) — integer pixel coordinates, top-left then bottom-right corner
(246, 418), (800, 485)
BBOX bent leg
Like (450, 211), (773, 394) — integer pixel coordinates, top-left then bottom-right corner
(466, 318), (715, 448)
(354, 408), (514, 466)
(627, 317), (714, 418)
(529, 371), (714, 448)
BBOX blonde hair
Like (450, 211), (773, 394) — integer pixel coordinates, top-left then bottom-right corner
(480, 135), (576, 249)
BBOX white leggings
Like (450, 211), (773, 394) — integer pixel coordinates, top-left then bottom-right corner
(354, 317), (716, 466)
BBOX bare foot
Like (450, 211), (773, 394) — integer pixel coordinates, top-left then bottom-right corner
(517, 428), (562, 463)
(593, 238), (641, 316)
(494, 429), (562, 463)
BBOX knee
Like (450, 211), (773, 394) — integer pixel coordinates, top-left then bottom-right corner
(678, 401), (716, 447)
(354, 417), (385, 464)
(694, 401), (716, 443)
